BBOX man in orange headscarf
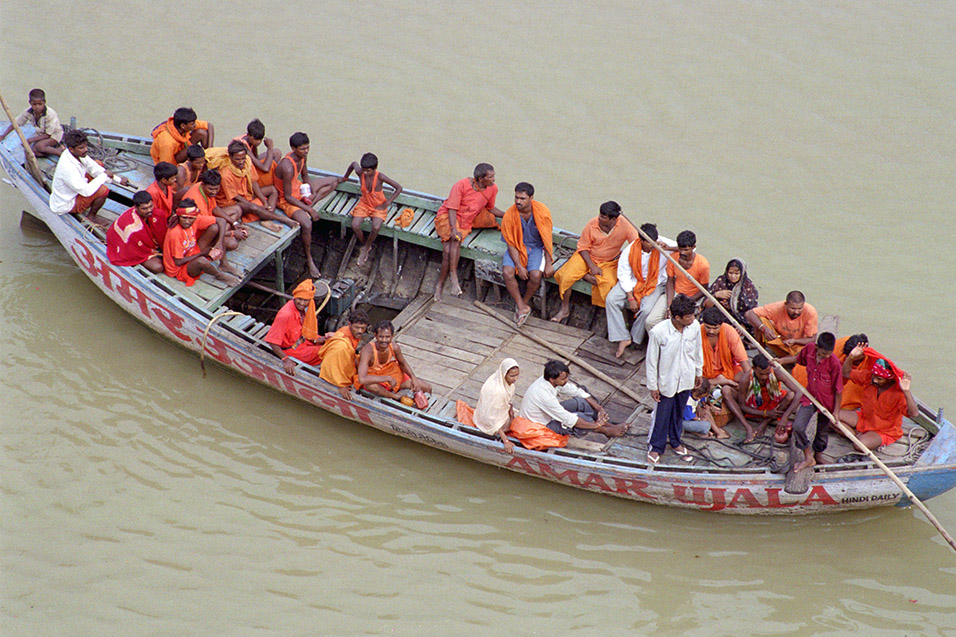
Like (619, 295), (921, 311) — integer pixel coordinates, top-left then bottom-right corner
(317, 309), (370, 399)
(500, 182), (554, 327)
(266, 279), (327, 374)
(550, 200), (639, 322)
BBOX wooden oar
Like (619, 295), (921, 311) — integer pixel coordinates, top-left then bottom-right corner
(636, 227), (956, 552)
(0, 91), (48, 188)
(474, 300), (645, 405)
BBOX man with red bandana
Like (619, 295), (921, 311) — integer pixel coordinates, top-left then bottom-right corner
(837, 344), (918, 449)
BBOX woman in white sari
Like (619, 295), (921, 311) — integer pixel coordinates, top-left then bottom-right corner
(473, 358), (520, 454)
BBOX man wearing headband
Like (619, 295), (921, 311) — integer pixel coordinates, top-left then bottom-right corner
(838, 343), (917, 449)
(162, 199), (240, 287)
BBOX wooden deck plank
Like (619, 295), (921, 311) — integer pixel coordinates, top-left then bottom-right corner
(394, 333), (487, 366)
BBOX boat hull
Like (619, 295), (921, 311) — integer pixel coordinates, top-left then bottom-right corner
(4, 139), (955, 515)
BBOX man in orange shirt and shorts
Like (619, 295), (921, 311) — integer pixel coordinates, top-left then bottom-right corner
(433, 163), (504, 302)
(340, 153), (404, 266)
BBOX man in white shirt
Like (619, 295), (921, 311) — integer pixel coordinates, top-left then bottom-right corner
(50, 129), (129, 226)
(645, 294), (704, 464)
(605, 223), (674, 357)
(519, 360), (627, 438)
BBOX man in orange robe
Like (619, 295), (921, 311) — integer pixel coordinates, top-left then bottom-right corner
(355, 320), (432, 399)
(150, 107), (214, 165)
(551, 200), (639, 322)
(233, 118), (281, 188)
(745, 290), (818, 358)
(162, 199), (239, 287)
(275, 132), (342, 279)
(317, 309), (370, 399)
(838, 344), (918, 449)
(266, 279), (326, 373)
(700, 307), (751, 385)
(146, 162), (178, 219)
(213, 141), (292, 232)
(500, 182), (554, 326)
(433, 162), (504, 301)
(339, 152), (404, 266)
(176, 145), (207, 194)
(665, 229), (710, 308)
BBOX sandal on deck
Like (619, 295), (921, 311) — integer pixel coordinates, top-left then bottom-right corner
(516, 309), (531, 327)
(673, 446), (695, 462)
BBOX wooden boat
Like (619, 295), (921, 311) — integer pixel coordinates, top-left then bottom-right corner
(3, 123), (955, 515)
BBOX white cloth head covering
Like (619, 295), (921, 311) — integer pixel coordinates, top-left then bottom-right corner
(473, 358), (519, 435)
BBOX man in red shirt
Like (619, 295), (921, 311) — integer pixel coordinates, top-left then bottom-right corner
(776, 332), (843, 472)
(106, 191), (169, 273)
(433, 163), (504, 302)
(838, 344), (917, 449)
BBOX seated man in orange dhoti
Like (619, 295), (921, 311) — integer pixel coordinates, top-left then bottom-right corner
(266, 279), (330, 375)
(106, 191), (169, 273)
(233, 118), (282, 188)
(837, 344), (918, 449)
(150, 107), (214, 165)
(433, 163), (504, 302)
(744, 290), (818, 358)
(162, 199), (239, 287)
(550, 201), (639, 323)
(146, 162), (178, 219)
(340, 153), (404, 266)
(501, 182), (554, 326)
(211, 141), (294, 233)
(355, 320), (432, 400)
(700, 307), (751, 386)
(317, 309), (370, 400)
(275, 132), (342, 279)
(176, 145), (207, 194)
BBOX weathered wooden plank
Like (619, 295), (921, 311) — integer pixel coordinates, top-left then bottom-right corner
(397, 347), (477, 374)
(395, 333), (487, 366)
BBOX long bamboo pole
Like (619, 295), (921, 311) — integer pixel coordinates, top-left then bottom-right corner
(0, 91), (48, 188)
(635, 225), (956, 552)
(473, 300), (646, 405)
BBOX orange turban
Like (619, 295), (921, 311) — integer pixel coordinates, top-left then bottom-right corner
(293, 279), (318, 341)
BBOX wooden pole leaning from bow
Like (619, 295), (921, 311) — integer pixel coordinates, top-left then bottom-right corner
(635, 226), (956, 552)
(0, 91), (48, 188)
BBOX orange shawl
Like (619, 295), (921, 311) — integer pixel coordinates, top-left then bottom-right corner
(455, 401), (568, 450)
(292, 280), (318, 341)
(701, 323), (743, 380)
(500, 200), (553, 267)
(626, 240), (660, 301)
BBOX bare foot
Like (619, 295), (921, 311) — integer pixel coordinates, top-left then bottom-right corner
(83, 214), (108, 229)
(754, 418), (771, 438)
(598, 423), (627, 437)
(433, 281), (444, 303)
(448, 275), (462, 297)
(814, 451), (828, 466)
(261, 220), (282, 233)
(357, 244), (371, 266)
(216, 272), (242, 286)
(582, 273), (598, 285)
(742, 423), (756, 443)
(792, 456), (816, 473)
(219, 261), (242, 277)
(307, 260), (321, 279)
(550, 306), (570, 323)
(284, 218), (301, 229)
(715, 428), (731, 439)
(615, 339), (632, 358)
